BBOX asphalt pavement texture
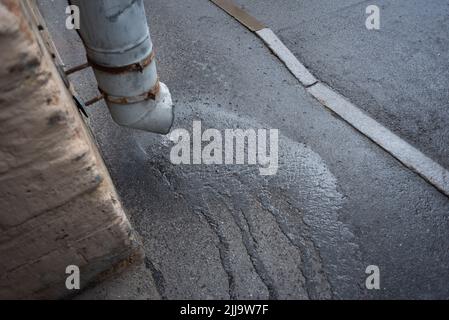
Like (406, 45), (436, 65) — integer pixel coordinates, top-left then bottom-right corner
(235, 0), (449, 169)
(39, 0), (449, 299)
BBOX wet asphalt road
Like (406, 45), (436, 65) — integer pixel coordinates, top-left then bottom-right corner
(235, 0), (449, 169)
(39, 0), (449, 299)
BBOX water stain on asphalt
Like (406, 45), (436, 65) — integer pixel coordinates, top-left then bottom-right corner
(133, 101), (362, 299)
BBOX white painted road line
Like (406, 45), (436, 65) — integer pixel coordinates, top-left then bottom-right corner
(210, 0), (449, 197)
(308, 83), (449, 197)
(256, 28), (318, 87)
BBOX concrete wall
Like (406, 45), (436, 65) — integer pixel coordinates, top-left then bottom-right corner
(0, 0), (142, 299)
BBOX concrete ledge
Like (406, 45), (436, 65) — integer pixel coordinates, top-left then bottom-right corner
(0, 0), (143, 299)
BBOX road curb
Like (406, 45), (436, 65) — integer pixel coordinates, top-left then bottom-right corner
(308, 83), (449, 197)
(256, 28), (318, 87)
(209, 0), (449, 198)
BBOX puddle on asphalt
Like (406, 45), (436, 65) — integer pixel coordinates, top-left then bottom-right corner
(133, 100), (363, 298)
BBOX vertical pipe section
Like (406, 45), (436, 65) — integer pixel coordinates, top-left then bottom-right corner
(71, 0), (174, 134)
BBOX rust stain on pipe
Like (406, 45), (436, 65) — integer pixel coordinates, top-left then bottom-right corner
(99, 80), (160, 105)
(88, 51), (156, 75)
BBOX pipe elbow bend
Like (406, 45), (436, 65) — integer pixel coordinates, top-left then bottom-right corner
(107, 82), (174, 135)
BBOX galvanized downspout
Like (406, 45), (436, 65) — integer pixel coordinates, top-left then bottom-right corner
(70, 0), (174, 134)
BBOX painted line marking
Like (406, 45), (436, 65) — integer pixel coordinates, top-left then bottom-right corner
(256, 28), (317, 87)
(308, 83), (449, 197)
(209, 0), (449, 198)
(210, 0), (265, 32)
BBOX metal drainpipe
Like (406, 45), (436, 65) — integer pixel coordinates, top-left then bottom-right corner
(70, 0), (174, 134)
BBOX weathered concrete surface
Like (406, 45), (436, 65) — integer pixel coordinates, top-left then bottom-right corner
(0, 1), (143, 299)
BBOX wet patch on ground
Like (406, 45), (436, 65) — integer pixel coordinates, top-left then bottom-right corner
(133, 101), (361, 299)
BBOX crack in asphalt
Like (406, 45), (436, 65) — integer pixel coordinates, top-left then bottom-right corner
(195, 205), (236, 300)
(257, 191), (333, 299)
(214, 191), (277, 300)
